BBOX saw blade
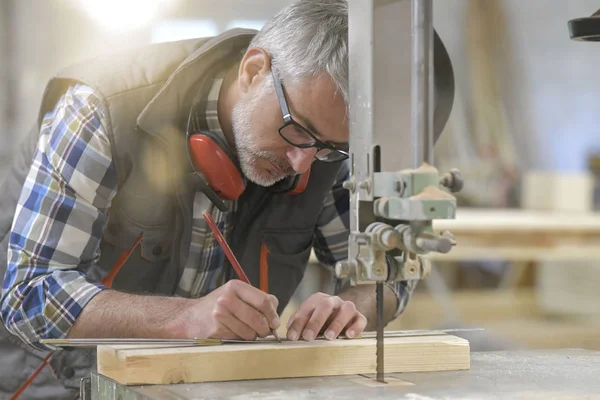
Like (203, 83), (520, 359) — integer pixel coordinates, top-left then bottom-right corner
(376, 282), (385, 383)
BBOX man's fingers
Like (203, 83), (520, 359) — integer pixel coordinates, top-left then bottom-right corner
(228, 280), (280, 330)
(286, 310), (297, 331)
(322, 301), (359, 340)
(287, 291), (330, 334)
(344, 312), (368, 339)
(302, 296), (343, 341)
(286, 305), (315, 341)
(221, 292), (272, 338)
(220, 313), (259, 341)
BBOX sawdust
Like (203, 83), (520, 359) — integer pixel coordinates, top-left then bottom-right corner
(411, 185), (455, 200)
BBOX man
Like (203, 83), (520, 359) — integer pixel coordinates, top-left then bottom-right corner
(0, 0), (416, 398)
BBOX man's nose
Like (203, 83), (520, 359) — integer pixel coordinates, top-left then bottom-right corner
(286, 146), (316, 174)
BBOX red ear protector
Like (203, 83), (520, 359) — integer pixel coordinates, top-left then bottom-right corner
(289, 168), (310, 194)
(185, 96), (310, 212)
(187, 132), (245, 202)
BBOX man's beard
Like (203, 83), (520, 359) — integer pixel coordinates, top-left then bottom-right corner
(231, 80), (294, 187)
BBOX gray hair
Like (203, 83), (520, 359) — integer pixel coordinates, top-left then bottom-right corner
(249, 0), (348, 106)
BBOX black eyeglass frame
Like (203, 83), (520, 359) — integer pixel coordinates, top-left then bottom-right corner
(271, 65), (349, 163)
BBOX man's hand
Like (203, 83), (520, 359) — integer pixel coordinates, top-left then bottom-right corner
(286, 293), (367, 341)
(176, 280), (280, 341)
(68, 280), (280, 342)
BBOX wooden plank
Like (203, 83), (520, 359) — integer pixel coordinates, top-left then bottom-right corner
(426, 245), (600, 262)
(97, 334), (470, 385)
(387, 289), (539, 330)
(429, 208), (600, 261)
(521, 171), (595, 213)
(308, 208), (600, 263)
(432, 208), (600, 233)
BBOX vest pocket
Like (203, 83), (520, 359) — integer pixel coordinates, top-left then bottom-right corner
(260, 228), (314, 313)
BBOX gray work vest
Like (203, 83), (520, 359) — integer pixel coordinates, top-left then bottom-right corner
(0, 28), (344, 399)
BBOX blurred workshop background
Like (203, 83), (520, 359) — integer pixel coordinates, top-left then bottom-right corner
(1, 0), (600, 351)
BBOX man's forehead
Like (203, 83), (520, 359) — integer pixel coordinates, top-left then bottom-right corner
(289, 74), (349, 142)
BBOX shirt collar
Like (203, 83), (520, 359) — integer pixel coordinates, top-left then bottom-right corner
(202, 70), (248, 192)
(204, 71), (225, 133)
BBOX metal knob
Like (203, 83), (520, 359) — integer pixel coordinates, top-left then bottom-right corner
(441, 230), (457, 246)
(342, 180), (355, 192)
(415, 236), (453, 254)
(367, 222), (402, 251)
(440, 168), (464, 193)
(335, 260), (358, 279)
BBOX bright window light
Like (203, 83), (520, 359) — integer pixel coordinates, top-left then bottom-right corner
(79, 0), (173, 33)
(151, 20), (219, 43)
(226, 20), (266, 31)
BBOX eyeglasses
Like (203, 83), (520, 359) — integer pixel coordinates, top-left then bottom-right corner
(271, 66), (349, 163)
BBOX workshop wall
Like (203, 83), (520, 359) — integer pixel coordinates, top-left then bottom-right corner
(438, 0), (600, 173)
(432, 0), (600, 208)
(1, 0), (599, 184)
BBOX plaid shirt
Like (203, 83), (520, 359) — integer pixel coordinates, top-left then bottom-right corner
(176, 70), (240, 298)
(2, 81), (415, 351)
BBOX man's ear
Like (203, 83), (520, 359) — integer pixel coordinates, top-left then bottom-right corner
(238, 48), (271, 94)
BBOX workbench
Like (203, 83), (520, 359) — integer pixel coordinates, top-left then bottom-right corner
(86, 348), (600, 399)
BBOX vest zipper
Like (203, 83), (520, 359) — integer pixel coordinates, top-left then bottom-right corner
(228, 185), (273, 286)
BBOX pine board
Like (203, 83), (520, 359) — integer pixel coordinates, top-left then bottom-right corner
(97, 334), (470, 385)
(432, 208), (600, 233)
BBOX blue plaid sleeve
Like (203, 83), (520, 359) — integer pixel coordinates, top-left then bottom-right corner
(0, 84), (117, 350)
(312, 161), (418, 320)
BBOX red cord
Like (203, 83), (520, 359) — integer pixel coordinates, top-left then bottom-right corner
(9, 353), (53, 400)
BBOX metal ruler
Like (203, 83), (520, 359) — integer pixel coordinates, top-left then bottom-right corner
(40, 328), (482, 350)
